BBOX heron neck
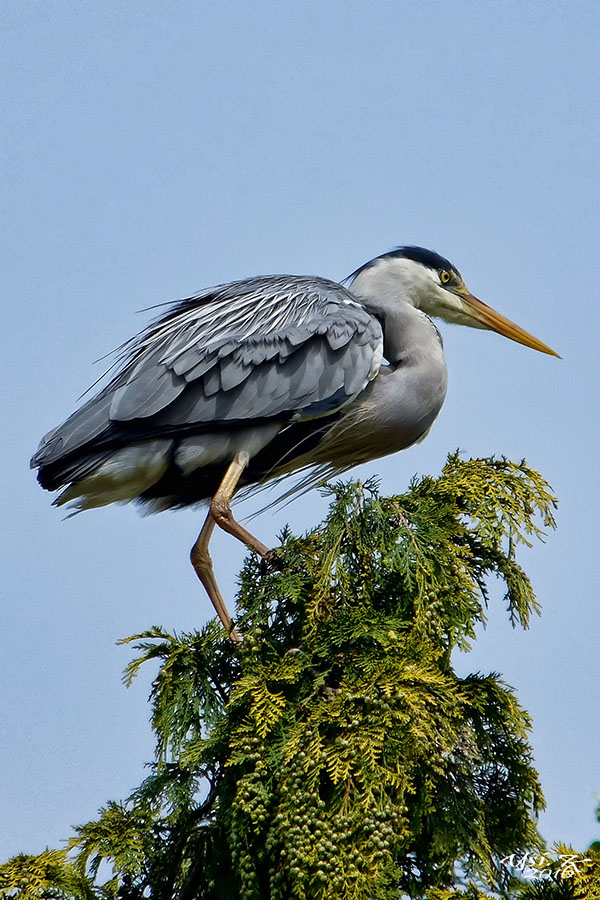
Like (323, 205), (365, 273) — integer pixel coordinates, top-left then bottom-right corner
(352, 289), (441, 367)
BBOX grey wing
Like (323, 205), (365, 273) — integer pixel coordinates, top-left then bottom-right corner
(32, 275), (383, 467)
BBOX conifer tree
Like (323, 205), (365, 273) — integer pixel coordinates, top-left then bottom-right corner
(2, 454), (598, 899)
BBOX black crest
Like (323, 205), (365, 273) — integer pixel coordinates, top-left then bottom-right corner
(347, 245), (460, 282)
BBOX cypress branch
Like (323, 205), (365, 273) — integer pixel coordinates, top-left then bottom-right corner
(4, 453), (597, 899)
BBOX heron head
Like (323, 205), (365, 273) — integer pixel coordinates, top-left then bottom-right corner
(349, 246), (559, 357)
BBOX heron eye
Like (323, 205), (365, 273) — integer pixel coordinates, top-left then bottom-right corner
(440, 270), (451, 284)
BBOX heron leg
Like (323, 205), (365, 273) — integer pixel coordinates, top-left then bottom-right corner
(189, 451), (270, 645)
(190, 512), (242, 644)
(208, 451), (271, 558)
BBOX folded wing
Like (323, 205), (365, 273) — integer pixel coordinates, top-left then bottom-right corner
(31, 275), (383, 506)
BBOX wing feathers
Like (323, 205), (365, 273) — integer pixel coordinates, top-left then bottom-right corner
(33, 276), (384, 479)
(32, 393), (114, 467)
(110, 367), (184, 420)
(219, 356), (251, 391)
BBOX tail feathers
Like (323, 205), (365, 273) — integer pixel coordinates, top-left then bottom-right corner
(37, 449), (114, 492)
(39, 440), (173, 512)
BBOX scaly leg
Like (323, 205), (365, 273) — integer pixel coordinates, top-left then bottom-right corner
(190, 511), (242, 644)
(190, 451), (270, 644)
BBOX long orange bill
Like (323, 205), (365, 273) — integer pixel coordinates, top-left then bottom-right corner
(460, 292), (560, 357)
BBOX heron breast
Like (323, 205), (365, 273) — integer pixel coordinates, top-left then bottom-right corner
(313, 357), (448, 467)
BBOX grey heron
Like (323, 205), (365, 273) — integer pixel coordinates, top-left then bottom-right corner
(31, 246), (558, 642)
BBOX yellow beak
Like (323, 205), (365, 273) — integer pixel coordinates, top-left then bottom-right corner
(459, 291), (560, 358)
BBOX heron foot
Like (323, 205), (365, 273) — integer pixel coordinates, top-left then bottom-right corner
(258, 547), (284, 576)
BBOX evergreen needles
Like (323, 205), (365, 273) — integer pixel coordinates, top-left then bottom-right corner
(3, 454), (596, 899)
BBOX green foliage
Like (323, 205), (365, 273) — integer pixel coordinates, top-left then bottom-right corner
(589, 801), (600, 856)
(1, 454), (569, 899)
(0, 849), (96, 900)
(513, 845), (600, 900)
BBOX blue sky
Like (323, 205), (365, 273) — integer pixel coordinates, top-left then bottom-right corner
(2, 0), (598, 861)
